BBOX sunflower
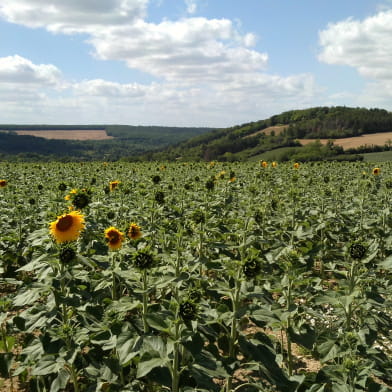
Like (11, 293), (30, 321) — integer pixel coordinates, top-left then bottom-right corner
(50, 211), (85, 243)
(0, 179), (7, 187)
(64, 188), (77, 201)
(127, 223), (142, 240)
(109, 180), (120, 191)
(105, 226), (124, 250)
(372, 167), (381, 176)
(293, 162), (300, 169)
(272, 161), (277, 168)
(261, 161), (268, 168)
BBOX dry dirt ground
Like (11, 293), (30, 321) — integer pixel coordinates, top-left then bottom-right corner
(298, 132), (392, 149)
(13, 130), (113, 141)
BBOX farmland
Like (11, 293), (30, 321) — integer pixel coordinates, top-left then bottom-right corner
(12, 130), (114, 141)
(0, 160), (392, 391)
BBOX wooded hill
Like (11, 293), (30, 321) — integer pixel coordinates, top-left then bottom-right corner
(141, 106), (392, 162)
(2, 107), (392, 162)
(0, 125), (212, 161)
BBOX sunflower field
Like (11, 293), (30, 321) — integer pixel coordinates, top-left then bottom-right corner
(0, 160), (392, 392)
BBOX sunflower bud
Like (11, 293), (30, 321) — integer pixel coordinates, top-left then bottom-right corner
(59, 246), (76, 264)
(349, 243), (366, 260)
(242, 258), (261, 278)
(133, 249), (155, 270)
(179, 300), (198, 321)
(154, 191), (165, 205)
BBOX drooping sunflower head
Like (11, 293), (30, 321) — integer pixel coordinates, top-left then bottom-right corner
(372, 167), (381, 176)
(104, 226), (124, 250)
(272, 161), (278, 168)
(71, 189), (91, 209)
(109, 181), (120, 191)
(293, 162), (300, 169)
(0, 179), (7, 188)
(127, 223), (142, 240)
(49, 211), (85, 243)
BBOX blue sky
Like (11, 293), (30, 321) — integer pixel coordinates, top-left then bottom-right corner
(0, 0), (391, 127)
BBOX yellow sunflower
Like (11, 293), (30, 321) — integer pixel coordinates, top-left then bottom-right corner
(105, 226), (124, 250)
(109, 181), (120, 191)
(50, 211), (85, 243)
(272, 161), (277, 168)
(127, 223), (142, 240)
(0, 179), (6, 187)
(64, 188), (77, 201)
(261, 161), (268, 168)
(372, 167), (381, 176)
(293, 162), (300, 169)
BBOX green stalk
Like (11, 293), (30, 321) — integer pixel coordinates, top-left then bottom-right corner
(142, 269), (149, 334)
(171, 320), (181, 392)
(111, 253), (118, 301)
(60, 263), (68, 324)
(226, 275), (241, 392)
(1, 324), (13, 392)
(286, 279), (293, 377)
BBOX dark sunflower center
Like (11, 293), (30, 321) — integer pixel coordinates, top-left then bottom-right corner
(56, 215), (74, 232)
(108, 231), (120, 243)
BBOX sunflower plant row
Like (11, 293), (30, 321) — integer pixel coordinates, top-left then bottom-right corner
(0, 160), (391, 392)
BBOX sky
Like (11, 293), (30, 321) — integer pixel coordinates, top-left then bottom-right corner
(0, 0), (392, 127)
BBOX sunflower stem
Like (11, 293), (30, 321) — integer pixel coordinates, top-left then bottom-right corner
(142, 269), (149, 334)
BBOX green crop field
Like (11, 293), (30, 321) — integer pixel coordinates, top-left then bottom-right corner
(0, 160), (392, 392)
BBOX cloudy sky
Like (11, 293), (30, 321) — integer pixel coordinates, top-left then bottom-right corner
(0, 0), (391, 127)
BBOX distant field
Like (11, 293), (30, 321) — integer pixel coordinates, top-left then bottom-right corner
(361, 150), (392, 162)
(12, 130), (113, 140)
(245, 125), (287, 138)
(299, 132), (392, 149)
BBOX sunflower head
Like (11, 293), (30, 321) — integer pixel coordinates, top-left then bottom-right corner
(59, 245), (77, 264)
(58, 182), (67, 192)
(154, 190), (165, 205)
(109, 180), (120, 191)
(133, 249), (155, 269)
(179, 300), (198, 321)
(152, 175), (161, 184)
(243, 258), (261, 279)
(272, 161), (277, 168)
(205, 179), (215, 191)
(261, 161), (268, 168)
(127, 223), (142, 240)
(71, 189), (91, 209)
(349, 243), (366, 260)
(372, 167), (381, 176)
(104, 226), (124, 251)
(50, 211), (85, 243)
(293, 162), (300, 169)
(0, 179), (7, 187)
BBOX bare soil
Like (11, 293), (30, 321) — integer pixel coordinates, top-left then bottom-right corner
(244, 125), (288, 138)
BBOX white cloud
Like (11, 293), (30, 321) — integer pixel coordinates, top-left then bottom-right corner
(0, 1), (322, 126)
(185, 0), (197, 14)
(0, 55), (62, 85)
(0, 0), (148, 33)
(319, 10), (392, 81)
(89, 18), (268, 83)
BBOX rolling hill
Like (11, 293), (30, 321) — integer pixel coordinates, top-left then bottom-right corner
(142, 106), (392, 162)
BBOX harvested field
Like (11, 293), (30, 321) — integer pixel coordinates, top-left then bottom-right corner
(244, 125), (287, 138)
(298, 132), (392, 149)
(13, 130), (113, 140)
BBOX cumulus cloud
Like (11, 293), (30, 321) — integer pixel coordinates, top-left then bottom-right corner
(0, 0), (321, 125)
(319, 10), (392, 81)
(89, 18), (268, 83)
(0, 55), (62, 85)
(0, 0), (148, 33)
